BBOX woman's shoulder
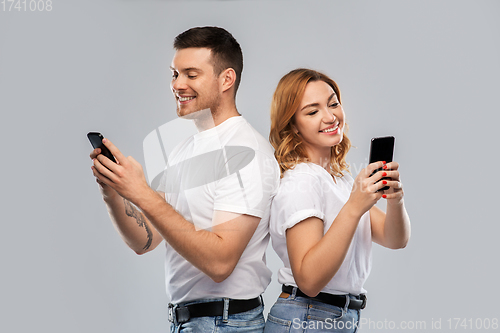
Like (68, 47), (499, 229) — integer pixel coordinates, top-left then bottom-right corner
(275, 163), (324, 196)
(283, 162), (322, 177)
(280, 163), (323, 185)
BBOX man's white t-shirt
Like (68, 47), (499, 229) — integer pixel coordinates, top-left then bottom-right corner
(269, 162), (372, 295)
(157, 116), (280, 304)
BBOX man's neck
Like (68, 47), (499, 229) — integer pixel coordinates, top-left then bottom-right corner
(193, 103), (240, 132)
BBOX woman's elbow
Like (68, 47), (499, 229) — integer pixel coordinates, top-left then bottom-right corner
(295, 278), (323, 297)
(388, 236), (410, 250)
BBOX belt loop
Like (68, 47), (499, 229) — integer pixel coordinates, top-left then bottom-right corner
(343, 295), (350, 314)
(291, 287), (298, 300)
(223, 298), (230, 323)
(260, 295), (264, 307)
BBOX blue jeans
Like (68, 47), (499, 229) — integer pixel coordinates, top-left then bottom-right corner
(264, 289), (360, 333)
(169, 297), (265, 333)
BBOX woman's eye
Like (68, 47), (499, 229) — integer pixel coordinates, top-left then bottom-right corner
(172, 73), (178, 79)
(308, 110), (318, 116)
(329, 103), (339, 108)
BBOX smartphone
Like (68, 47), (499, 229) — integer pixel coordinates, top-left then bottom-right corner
(369, 136), (395, 191)
(87, 132), (116, 163)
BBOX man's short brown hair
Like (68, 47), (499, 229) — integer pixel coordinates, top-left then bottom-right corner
(174, 26), (243, 95)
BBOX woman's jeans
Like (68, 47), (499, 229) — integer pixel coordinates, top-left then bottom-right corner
(169, 297), (265, 333)
(264, 289), (361, 333)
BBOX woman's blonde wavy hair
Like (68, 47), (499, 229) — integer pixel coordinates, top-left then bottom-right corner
(270, 68), (351, 178)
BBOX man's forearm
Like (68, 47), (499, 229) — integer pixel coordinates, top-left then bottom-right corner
(135, 188), (255, 282)
(103, 192), (159, 254)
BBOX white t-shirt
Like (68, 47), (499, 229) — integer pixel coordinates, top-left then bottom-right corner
(157, 116), (280, 303)
(269, 162), (372, 295)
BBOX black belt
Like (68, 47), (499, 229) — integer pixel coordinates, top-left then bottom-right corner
(282, 285), (366, 310)
(168, 297), (262, 324)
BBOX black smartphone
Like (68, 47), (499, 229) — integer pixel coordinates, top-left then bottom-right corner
(87, 132), (116, 163)
(369, 136), (395, 191)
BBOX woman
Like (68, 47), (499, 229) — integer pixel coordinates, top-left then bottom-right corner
(264, 69), (410, 332)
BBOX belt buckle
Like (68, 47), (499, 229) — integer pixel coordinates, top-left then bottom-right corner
(168, 303), (174, 323)
(168, 303), (190, 324)
(359, 294), (367, 309)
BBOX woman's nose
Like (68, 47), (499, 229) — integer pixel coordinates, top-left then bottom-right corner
(322, 109), (336, 123)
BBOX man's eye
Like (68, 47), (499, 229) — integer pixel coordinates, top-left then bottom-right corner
(172, 73), (178, 79)
(188, 75), (197, 79)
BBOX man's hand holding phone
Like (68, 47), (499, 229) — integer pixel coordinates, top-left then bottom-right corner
(89, 136), (152, 206)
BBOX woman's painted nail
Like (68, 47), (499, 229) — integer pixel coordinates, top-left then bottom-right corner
(382, 172), (387, 177)
(382, 161), (386, 164)
(382, 194), (387, 198)
(383, 180), (387, 185)
(383, 165), (388, 170)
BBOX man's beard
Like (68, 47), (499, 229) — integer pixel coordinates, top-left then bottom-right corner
(177, 92), (221, 131)
(176, 92), (221, 120)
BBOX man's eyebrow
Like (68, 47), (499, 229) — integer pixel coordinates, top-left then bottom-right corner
(169, 66), (202, 72)
(300, 93), (336, 111)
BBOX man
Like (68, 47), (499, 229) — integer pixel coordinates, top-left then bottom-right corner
(90, 27), (279, 332)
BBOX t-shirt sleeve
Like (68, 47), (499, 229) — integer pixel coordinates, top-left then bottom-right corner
(271, 171), (325, 235)
(213, 149), (279, 218)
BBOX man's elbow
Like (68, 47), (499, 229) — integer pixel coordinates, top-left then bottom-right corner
(131, 244), (155, 255)
(207, 261), (236, 283)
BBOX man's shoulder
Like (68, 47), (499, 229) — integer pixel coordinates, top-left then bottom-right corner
(223, 117), (274, 156)
(169, 135), (195, 159)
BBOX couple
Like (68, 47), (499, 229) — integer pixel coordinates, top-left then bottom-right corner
(90, 26), (410, 332)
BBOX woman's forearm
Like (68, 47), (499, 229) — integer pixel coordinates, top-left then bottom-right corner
(382, 199), (411, 249)
(290, 201), (363, 297)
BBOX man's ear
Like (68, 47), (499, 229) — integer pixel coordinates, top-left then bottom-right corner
(219, 68), (236, 93)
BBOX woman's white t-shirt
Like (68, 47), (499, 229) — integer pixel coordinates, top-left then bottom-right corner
(269, 162), (372, 295)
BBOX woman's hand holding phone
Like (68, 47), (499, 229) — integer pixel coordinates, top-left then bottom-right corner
(377, 161), (404, 203)
(348, 161), (405, 214)
(346, 161), (387, 216)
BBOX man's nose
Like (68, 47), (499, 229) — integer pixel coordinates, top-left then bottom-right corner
(172, 76), (187, 92)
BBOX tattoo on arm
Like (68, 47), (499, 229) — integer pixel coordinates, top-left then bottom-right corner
(124, 199), (153, 251)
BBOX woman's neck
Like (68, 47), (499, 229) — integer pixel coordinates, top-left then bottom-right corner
(306, 147), (332, 171)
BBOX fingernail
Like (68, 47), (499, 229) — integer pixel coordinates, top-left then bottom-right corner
(102, 138), (107, 143)
(382, 194), (387, 198)
(382, 172), (387, 177)
(383, 165), (388, 170)
(382, 161), (386, 164)
(383, 180), (387, 185)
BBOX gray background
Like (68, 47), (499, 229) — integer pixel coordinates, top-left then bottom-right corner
(1, 0), (499, 332)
